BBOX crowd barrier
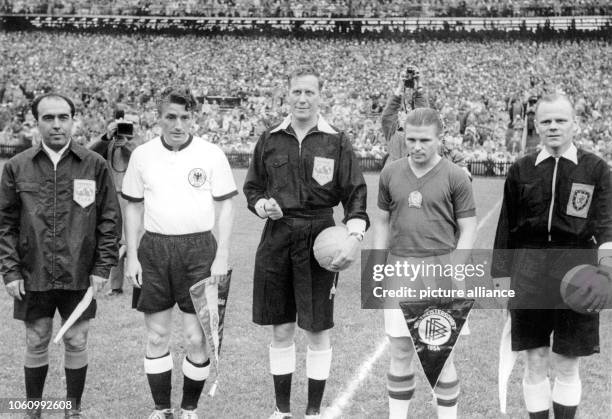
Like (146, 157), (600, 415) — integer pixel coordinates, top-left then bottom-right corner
(0, 145), (513, 176)
(0, 145), (513, 175)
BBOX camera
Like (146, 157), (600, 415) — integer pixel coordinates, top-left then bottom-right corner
(112, 109), (134, 139)
(403, 65), (418, 89)
(116, 122), (134, 137)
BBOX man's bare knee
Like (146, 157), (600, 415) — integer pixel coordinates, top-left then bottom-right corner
(525, 347), (550, 383)
(25, 319), (52, 353)
(553, 354), (580, 381)
(388, 336), (415, 375)
(146, 327), (171, 356)
(63, 330), (88, 352)
(305, 329), (330, 350)
(272, 323), (296, 346)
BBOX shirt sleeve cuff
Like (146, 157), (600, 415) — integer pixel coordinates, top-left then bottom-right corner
(91, 266), (110, 280)
(121, 192), (144, 202)
(3, 270), (23, 285)
(213, 190), (239, 201)
(346, 218), (366, 235)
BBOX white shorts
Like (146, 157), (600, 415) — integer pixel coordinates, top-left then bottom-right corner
(384, 308), (471, 338)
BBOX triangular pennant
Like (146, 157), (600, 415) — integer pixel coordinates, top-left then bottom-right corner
(189, 269), (233, 396)
(399, 299), (474, 389)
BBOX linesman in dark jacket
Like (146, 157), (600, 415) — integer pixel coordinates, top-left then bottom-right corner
(492, 93), (612, 419)
(244, 66), (369, 419)
(0, 93), (121, 418)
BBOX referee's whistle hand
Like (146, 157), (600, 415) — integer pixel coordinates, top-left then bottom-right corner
(5, 279), (25, 301)
(330, 236), (360, 271)
(265, 198), (283, 220)
(125, 256), (143, 288)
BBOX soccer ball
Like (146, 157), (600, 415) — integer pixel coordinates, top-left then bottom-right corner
(313, 225), (349, 272)
(560, 264), (611, 314)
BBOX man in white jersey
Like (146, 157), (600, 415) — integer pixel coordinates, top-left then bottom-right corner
(123, 87), (237, 419)
(374, 108), (477, 419)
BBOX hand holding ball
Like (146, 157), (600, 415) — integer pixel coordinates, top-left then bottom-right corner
(313, 226), (351, 272)
(561, 264), (611, 314)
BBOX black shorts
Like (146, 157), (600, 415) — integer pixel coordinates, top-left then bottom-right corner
(14, 289), (96, 322)
(252, 214), (336, 332)
(510, 309), (599, 357)
(132, 231), (217, 314)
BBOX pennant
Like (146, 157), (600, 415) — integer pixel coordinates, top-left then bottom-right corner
(189, 269), (233, 397)
(399, 299), (474, 389)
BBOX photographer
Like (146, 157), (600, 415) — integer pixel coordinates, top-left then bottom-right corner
(89, 105), (145, 296)
(381, 65), (429, 164)
(381, 66), (471, 178)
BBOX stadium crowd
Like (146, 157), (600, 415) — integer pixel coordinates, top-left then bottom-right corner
(1, 31), (611, 167)
(2, 0), (611, 18)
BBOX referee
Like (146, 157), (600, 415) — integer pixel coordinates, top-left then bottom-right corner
(244, 66), (369, 419)
(493, 93), (612, 419)
(123, 87), (237, 419)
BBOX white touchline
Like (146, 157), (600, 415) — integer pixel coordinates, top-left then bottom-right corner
(324, 199), (503, 419)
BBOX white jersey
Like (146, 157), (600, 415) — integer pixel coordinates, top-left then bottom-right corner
(122, 135), (238, 235)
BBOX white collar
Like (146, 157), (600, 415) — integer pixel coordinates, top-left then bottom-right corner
(42, 139), (71, 168)
(535, 143), (578, 166)
(270, 115), (338, 134)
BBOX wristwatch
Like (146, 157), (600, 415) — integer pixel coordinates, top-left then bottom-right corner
(350, 231), (364, 242)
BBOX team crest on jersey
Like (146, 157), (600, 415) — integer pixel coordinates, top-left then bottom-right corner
(414, 308), (456, 351)
(408, 191), (422, 208)
(73, 179), (95, 208)
(566, 183), (594, 219)
(188, 168), (207, 188)
(312, 156), (334, 186)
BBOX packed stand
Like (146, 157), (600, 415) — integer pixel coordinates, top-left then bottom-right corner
(2, 0), (611, 18)
(1, 32), (611, 167)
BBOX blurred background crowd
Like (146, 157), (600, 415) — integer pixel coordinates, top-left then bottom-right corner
(2, 0), (611, 18)
(0, 11), (611, 167)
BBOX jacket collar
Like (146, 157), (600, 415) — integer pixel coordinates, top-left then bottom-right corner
(270, 115), (338, 135)
(34, 139), (88, 161)
(535, 143), (578, 166)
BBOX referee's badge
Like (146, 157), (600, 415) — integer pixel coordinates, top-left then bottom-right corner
(188, 168), (207, 188)
(312, 156), (334, 186)
(566, 183), (594, 218)
(73, 179), (95, 208)
(408, 191), (422, 208)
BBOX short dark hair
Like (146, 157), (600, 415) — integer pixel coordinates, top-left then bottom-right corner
(31, 93), (75, 120)
(404, 108), (444, 136)
(287, 66), (323, 90)
(157, 87), (198, 114)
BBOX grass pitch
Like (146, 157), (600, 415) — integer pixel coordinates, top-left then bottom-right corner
(0, 165), (610, 418)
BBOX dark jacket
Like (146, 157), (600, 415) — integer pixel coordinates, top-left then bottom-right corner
(0, 142), (121, 291)
(243, 116), (369, 228)
(492, 147), (612, 277)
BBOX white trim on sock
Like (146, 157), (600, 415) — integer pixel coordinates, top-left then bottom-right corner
(552, 377), (581, 407)
(144, 353), (173, 374)
(182, 357), (210, 381)
(269, 343), (296, 375)
(523, 378), (551, 413)
(306, 346), (332, 380)
(437, 404), (458, 419)
(388, 397), (410, 419)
